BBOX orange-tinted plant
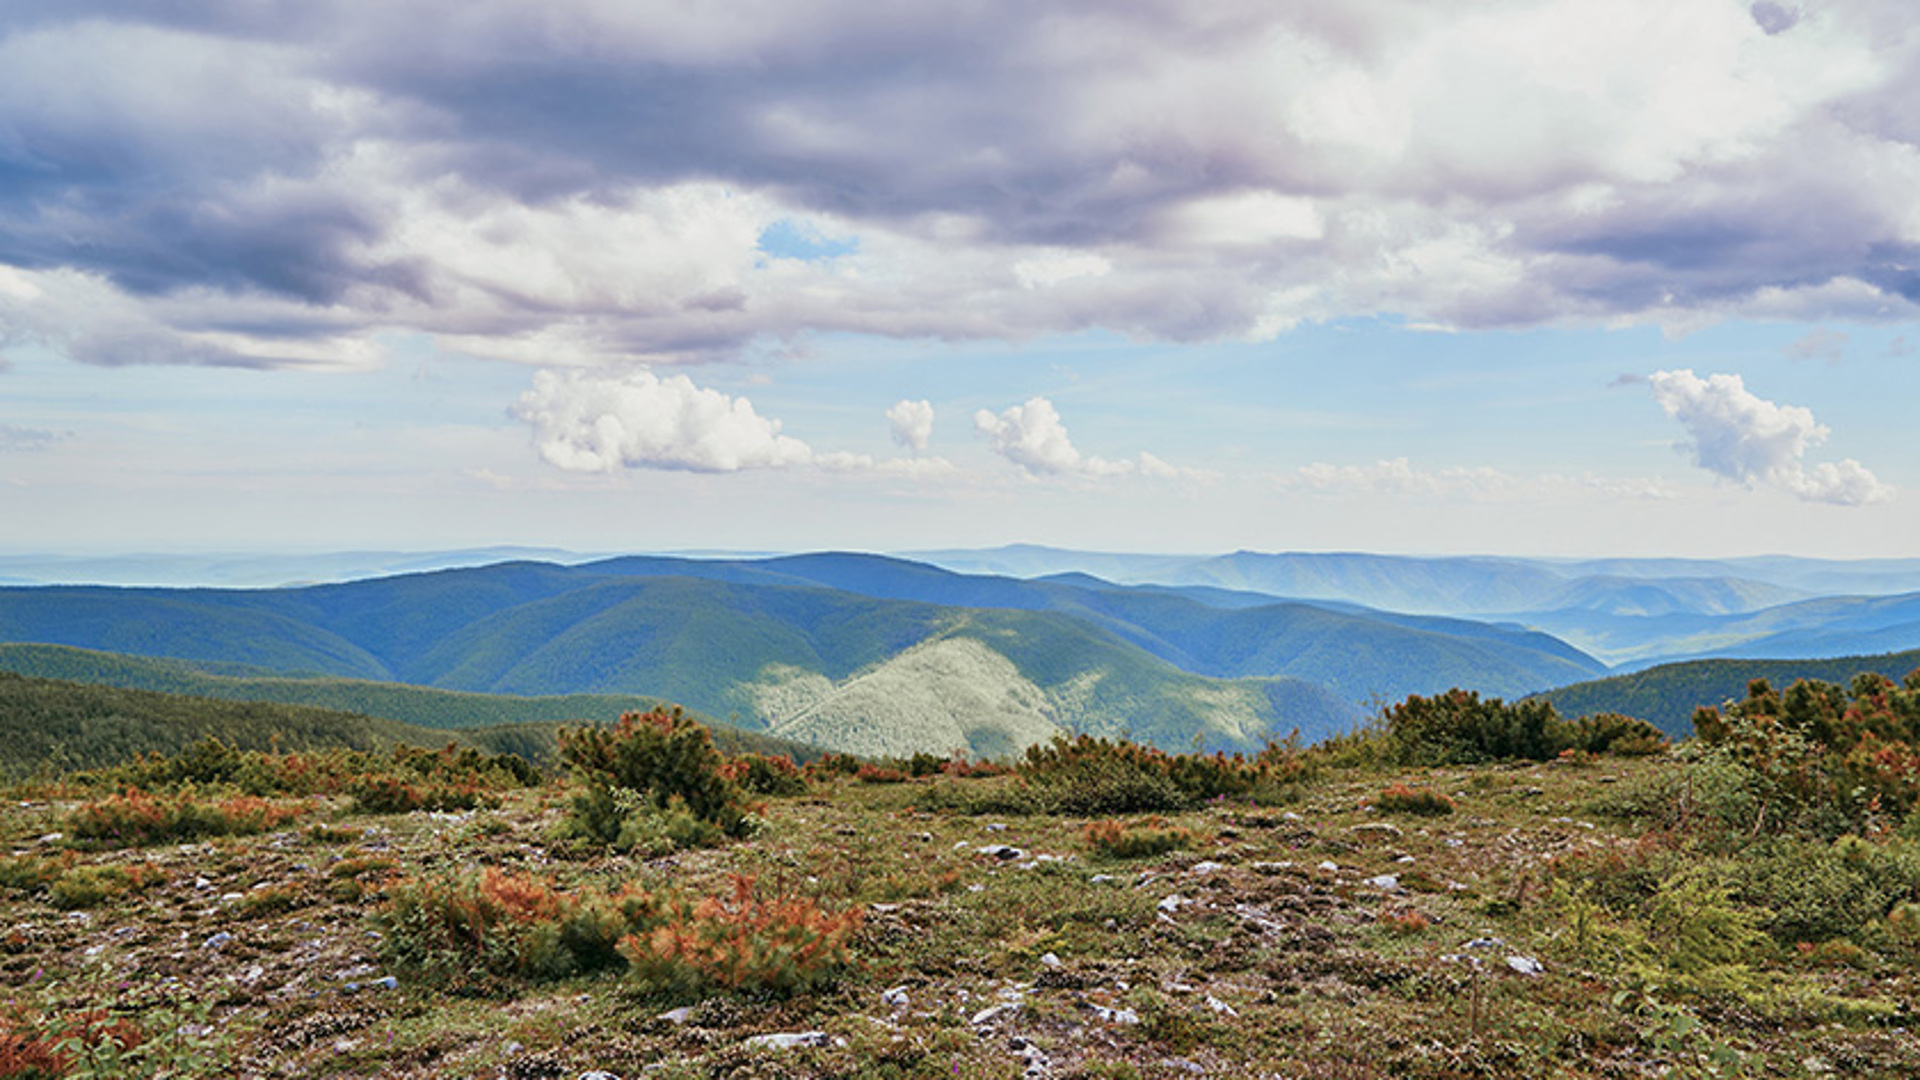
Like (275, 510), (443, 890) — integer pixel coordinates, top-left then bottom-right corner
(1371, 783), (1455, 817)
(618, 874), (861, 997)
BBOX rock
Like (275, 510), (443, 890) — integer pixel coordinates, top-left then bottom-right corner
(1085, 1004), (1140, 1025)
(970, 1003), (1020, 1027)
(657, 1006), (695, 1025)
(1464, 936), (1505, 950)
(1157, 894), (1186, 914)
(1188, 861), (1226, 876)
(977, 844), (1026, 861)
(881, 986), (910, 1008)
(1317, 861), (1339, 873)
(202, 931), (233, 950)
(578, 1072), (622, 1080)
(1205, 995), (1238, 1017)
(986, 823), (1009, 832)
(1349, 823), (1403, 841)
(1505, 955), (1544, 976)
(744, 1031), (832, 1050)
(1365, 874), (1400, 891)
(1039, 952), (1062, 970)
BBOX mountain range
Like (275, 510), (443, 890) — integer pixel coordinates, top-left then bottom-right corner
(2, 547), (1917, 761)
(0, 553), (1612, 758)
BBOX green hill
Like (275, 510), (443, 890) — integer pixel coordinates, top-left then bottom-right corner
(0, 556), (1604, 759)
(1535, 647), (1920, 738)
(0, 669), (508, 778)
(0, 644), (816, 764)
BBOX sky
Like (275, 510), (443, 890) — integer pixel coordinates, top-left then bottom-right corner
(0, 1), (1916, 559)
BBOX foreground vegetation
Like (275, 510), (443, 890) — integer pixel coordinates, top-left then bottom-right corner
(1, 674), (1919, 1077)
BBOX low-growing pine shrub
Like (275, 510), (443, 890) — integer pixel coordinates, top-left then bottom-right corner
(723, 753), (808, 796)
(560, 708), (755, 842)
(1019, 734), (1314, 815)
(348, 776), (497, 815)
(65, 790), (305, 848)
(618, 874), (861, 998)
(380, 868), (858, 998)
(1378, 690), (1666, 767)
(379, 868), (665, 989)
(1082, 817), (1195, 859)
(0, 855), (67, 896)
(48, 863), (161, 910)
(1371, 783), (1454, 817)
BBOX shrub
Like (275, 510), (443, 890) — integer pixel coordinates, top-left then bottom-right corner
(379, 868), (663, 989)
(1383, 690), (1562, 765)
(380, 869), (859, 999)
(1378, 690), (1666, 767)
(1726, 835), (1920, 947)
(64, 790), (305, 848)
(1083, 817), (1194, 859)
(347, 776), (496, 815)
(0, 855), (67, 896)
(1556, 712), (1668, 757)
(48, 864), (161, 910)
(1371, 783), (1454, 817)
(560, 708), (754, 842)
(618, 874), (861, 998)
(723, 753), (808, 796)
(854, 763), (909, 784)
(1692, 671), (1920, 835)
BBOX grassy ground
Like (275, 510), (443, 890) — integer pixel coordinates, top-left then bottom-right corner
(3, 755), (1917, 1078)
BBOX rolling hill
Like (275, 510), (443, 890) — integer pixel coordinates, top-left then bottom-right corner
(0, 555), (1614, 759)
(1535, 647), (1920, 738)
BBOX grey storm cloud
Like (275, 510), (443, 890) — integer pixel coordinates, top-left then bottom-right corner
(3, 1), (1920, 369)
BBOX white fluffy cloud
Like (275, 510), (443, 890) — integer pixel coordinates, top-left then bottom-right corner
(886, 399), (934, 452)
(1647, 369), (1892, 505)
(972, 397), (1195, 480)
(512, 369), (957, 477)
(513, 369), (812, 473)
(4, 1), (1920, 373)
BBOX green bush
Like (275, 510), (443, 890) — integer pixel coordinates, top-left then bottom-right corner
(49, 864), (161, 910)
(1379, 690), (1666, 767)
(1726, 836), (1920, 946)
(1017, 734), (1307, 815)
(559, 708), (754, 842)
(1692, 672), (1920, 836)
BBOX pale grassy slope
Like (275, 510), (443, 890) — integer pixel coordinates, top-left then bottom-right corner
(766, 636), (1062, 760)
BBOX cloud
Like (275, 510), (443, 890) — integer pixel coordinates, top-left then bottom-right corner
(513, 368), (813, 473)
(5, 2), (1920, 371)
(513, 369), (956, 477)
(1289, 457), (1677, 501)
(0, 425), (62, 453)
(972, 396), (1197, 480)
(886, 399), (934, 452)
(1647, 369), (1892, 505)
(1784, 327), (1848, 364)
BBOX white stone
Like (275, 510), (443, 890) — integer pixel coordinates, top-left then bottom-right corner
(744, 1031), (832, 1050)
(1506, 955), (1544, 976)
